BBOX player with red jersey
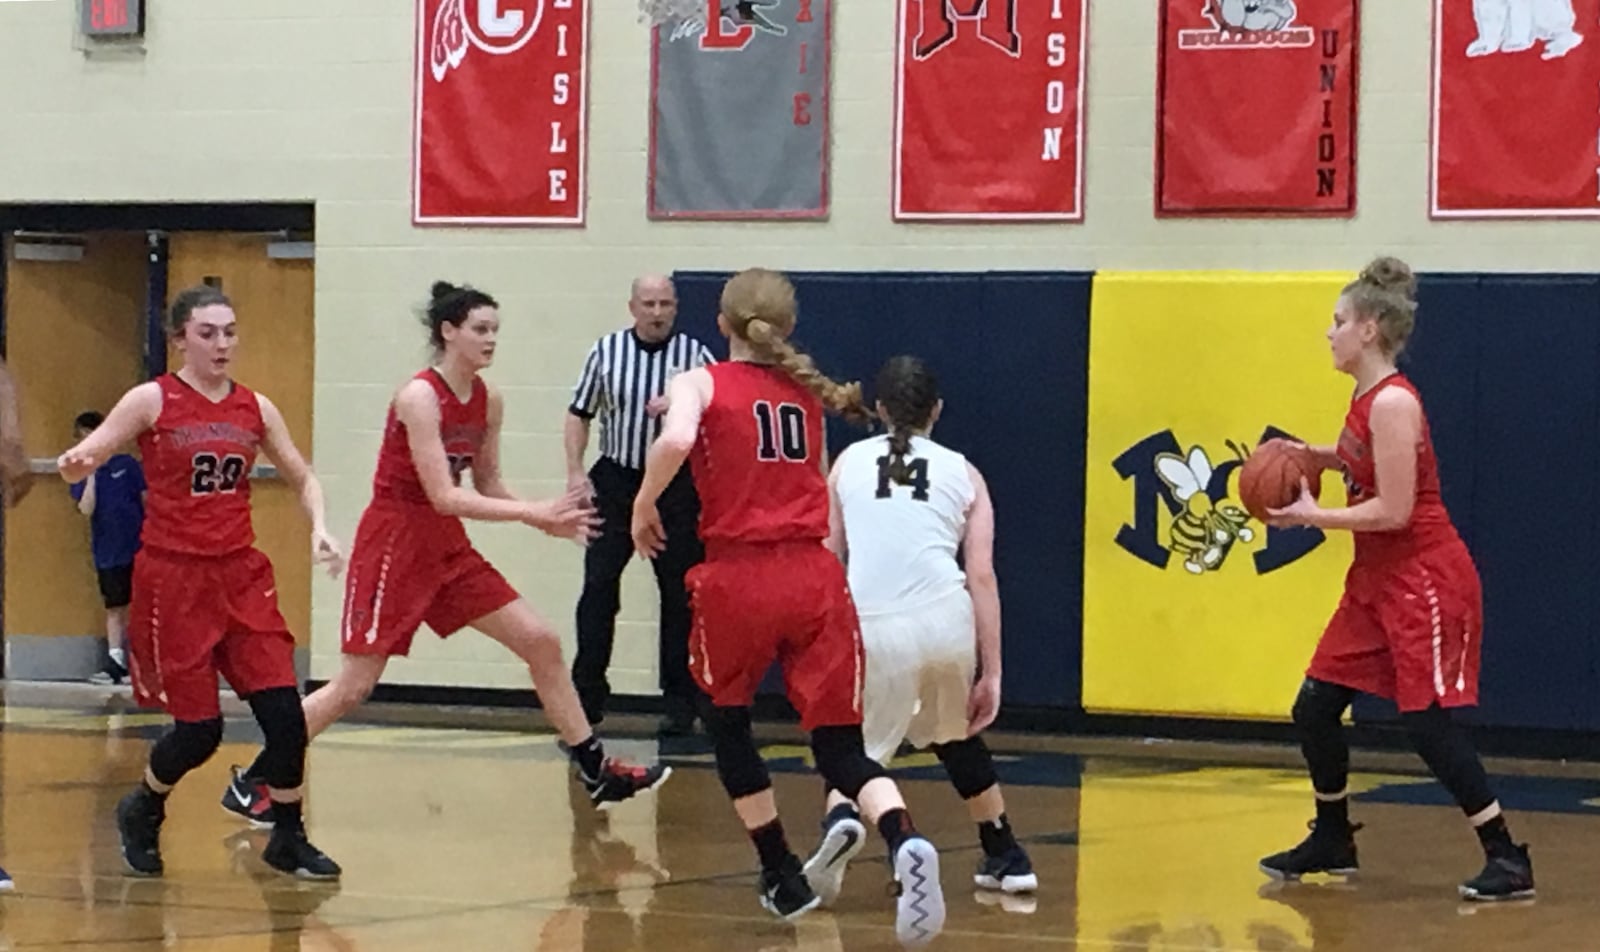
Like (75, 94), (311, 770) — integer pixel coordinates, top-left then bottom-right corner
(58, 286), (342, 880)
(221, 282), (669, 816)
(1258, 258), (1533, 901)
(631, 268), (944, 944)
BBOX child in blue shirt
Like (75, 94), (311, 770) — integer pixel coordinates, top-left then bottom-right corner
(69, 411), (145, 685)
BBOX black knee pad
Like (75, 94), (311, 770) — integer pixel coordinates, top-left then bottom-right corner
(932, 736), (998, 800)
(811, 725), (885, 801)
(248, 686), (308, 791)
(1291, 678), (1355, 795)
(149, 717), (223, 786)
(703, 705), (771, 799)
(1292, 678), (1352, 729)
(1402, 704), (1495, 816)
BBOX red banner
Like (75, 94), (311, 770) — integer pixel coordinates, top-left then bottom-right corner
(413, 0), (587, 225)
(1432, 0), (1600, 218)
(893, 0), (1087, 221)
(1156, 0), (1357, 217)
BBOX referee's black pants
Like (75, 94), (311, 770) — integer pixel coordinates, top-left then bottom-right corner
(572, 457), (704, 724)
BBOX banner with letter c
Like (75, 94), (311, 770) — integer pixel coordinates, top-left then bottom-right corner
(1082, 273), (1355, 719)
(413, 0), (589, 225)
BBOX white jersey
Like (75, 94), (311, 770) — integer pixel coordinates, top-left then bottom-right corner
(833, 433), (976, 616)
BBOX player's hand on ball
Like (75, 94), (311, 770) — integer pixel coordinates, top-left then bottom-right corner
(311, 529), (345, 579)
(1266, 477), (1320, 527)
(967, 674), (1001, 735)
(1265, 436), (1335, 474)
(631, 503), (665, 559)
(1287, 440), (1335, 473)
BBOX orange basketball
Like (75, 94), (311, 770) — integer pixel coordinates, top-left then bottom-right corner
(1237, 439), (1321, 523)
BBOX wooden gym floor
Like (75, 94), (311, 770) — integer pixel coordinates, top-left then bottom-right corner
(0, 683), (1596, 951)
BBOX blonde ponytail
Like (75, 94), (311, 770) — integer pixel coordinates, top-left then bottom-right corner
(722, 269), (870, 425)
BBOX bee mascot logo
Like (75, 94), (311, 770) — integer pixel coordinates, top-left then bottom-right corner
(1113, 427), (1324, 576)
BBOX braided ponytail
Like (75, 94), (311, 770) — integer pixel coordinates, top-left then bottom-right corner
(721, 269), (870, 425)
(874, 356), (940, 485)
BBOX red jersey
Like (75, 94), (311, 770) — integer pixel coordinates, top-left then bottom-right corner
(691, 362), (829, 548)
(372, 369), (488, 506)
(1335, 373), (1462, 565)
(137, 374), (265, 556)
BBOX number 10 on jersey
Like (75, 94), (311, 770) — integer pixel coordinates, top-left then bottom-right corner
(753, 401), (808, 462)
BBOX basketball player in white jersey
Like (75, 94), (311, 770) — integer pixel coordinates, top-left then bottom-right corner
(802, 356), (1036, 906)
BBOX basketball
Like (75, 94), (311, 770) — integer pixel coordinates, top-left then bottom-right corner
(1237, 439), (1321, 522)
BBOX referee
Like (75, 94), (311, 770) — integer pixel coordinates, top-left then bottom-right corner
(566, 274), (715, 735)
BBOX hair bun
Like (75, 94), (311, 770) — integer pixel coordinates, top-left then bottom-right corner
(1360, 256), (1417, 301)
(745, 318), (773, 344)
(430, 281), (459, 301)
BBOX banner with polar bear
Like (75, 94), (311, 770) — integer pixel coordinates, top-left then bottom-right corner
(1156, 0), (1358, 216)
(1432, 0), (1600, 217)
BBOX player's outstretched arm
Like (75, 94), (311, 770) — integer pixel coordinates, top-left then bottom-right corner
(58, 383), (161, 485)
(258, 393), (344, 577)
(636, 370), (709, 510)
(824, 457), (847, 563)
(396, 379), (540, 524)
(1270, 388), (1419, 532)
(563, 412), (593, 495)
(466, 384), (597, 542)
(74, 464), (98, 516)
(632, 369), (711, 558)
(962, 463), (1002, 735)
(471, 384), (515, 501)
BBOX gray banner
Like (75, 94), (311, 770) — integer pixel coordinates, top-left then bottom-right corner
(651, 0), (830, 217)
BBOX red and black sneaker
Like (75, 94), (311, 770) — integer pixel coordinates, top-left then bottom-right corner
(1259, 820), (1361, 881)
(579, 758), (672, 810)
(220, 765), (276, 829)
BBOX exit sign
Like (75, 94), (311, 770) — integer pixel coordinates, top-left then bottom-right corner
(82, 0), (142, 36)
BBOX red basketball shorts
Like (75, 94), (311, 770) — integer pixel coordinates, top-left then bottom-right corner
(687, 540), (865, 731)
(128, 546), (297, 721)
(1308, 544), (1482, 712)
(340, 502), (519, 657)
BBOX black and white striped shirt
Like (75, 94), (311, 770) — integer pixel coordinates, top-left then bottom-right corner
(569, 330), (715, 470)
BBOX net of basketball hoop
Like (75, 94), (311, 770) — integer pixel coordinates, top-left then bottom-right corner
(637, 0), (704, 26)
